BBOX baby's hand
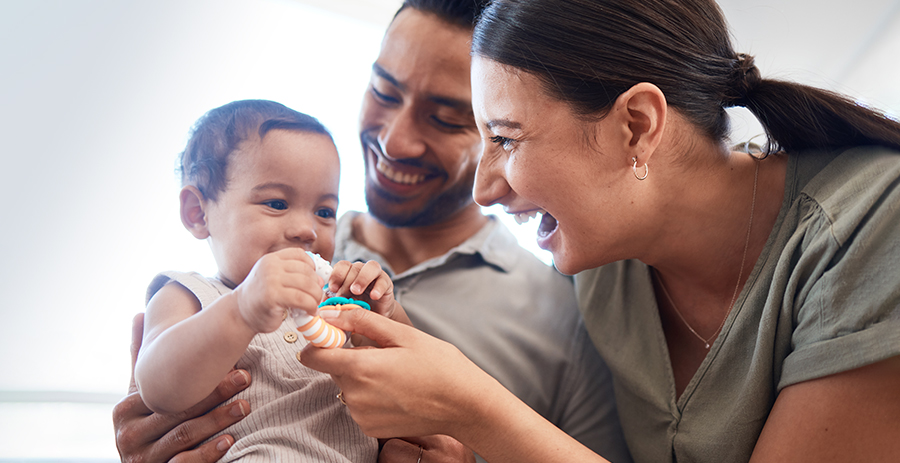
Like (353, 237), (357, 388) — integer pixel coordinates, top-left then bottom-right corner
(327, 260), (400, 320)
(233, 248), (322, 334)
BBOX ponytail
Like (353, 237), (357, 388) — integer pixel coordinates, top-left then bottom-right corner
(737, 72), (900, 154)
(474, 0), (900, 156)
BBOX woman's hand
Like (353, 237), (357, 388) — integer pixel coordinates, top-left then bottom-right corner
(379, 436), (476, 463)
(114, 313), (251, 463)
(299, 306), (488, 439)
(301, 307), (610, 463)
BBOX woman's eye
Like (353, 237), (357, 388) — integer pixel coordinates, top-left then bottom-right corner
(263, 200), (288, 210)
(490, 135), (515, 149)
(316, 207), (336, 219)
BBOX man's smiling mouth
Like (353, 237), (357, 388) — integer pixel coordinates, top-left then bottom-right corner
(376, 157), (427, 185)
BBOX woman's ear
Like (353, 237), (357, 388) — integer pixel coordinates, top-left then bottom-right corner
(609, 82), (667, 165)
(180, 185), (210, 240)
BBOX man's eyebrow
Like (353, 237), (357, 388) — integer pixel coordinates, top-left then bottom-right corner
(429, 95), (473, 112)
(486, 119), (522, 130)
(372, 63), (472, 112)
(372, 63), (404, 91)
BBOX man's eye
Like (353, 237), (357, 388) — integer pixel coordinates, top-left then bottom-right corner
(263, 200), (288, 210)
(431, 116), (467, 131)
(371, 86), (398, 104)
(316, 207), (336, 219)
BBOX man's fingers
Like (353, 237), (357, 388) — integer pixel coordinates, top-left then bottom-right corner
(169, 436), (234, 463)
(151, 400), (248, 461)
(181, 370), (251, 420)
(128, 312), (145, 394)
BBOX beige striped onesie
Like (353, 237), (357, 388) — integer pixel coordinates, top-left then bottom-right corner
(146, 271), (378, 463)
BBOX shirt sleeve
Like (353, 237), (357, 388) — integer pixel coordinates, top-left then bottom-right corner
(778, 177), (900, 390)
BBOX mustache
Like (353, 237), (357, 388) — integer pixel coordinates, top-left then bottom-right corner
(360, 130), (435, 171)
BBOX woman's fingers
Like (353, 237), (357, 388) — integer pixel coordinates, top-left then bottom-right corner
(379, 436), (476, 463)
(318, 305), (408, 349)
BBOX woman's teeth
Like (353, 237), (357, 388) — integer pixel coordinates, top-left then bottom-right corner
(514, 210), (541, 225)
(376, 158), (426, 185)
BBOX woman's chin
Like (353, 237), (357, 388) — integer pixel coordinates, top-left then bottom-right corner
(550, 254), (580, 276)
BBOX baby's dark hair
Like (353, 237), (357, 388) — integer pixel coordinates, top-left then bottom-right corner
(178, 99), (333, 201)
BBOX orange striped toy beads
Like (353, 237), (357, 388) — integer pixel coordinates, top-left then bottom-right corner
(291, 303), (365, 348)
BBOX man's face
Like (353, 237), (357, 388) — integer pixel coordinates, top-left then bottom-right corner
(358, 8), (481, 228)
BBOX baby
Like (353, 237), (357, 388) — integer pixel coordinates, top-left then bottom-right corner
(134, 99), (406, 462)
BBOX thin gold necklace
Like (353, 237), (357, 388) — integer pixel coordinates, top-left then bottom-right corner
(655, 159), (759, 349)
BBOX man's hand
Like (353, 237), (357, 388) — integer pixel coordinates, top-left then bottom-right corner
(113, 313), (252, 463)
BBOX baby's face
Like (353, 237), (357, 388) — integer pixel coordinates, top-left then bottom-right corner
(204, 129), (340, 287)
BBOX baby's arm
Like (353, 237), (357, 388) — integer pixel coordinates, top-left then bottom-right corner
(135, 249), (323, 414)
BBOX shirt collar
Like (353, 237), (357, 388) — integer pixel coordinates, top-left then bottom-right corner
(334, 211), (518, 279)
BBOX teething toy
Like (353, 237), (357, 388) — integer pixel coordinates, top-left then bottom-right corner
(291, 253), (370, 348)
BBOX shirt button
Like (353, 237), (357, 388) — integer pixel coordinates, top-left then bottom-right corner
(284, 331), (298, 343)
(282, 310), (288, 321)
(296, 351), (303, 362)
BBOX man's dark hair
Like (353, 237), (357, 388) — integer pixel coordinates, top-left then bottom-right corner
(395, 0), (489, 29)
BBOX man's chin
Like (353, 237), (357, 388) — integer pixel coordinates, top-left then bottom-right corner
(364, 179), (476, 229)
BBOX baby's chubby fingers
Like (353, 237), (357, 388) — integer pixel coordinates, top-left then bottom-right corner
(351, 261), (390, 300)
(235, 249), (324, 327)
(328, 260), (390, 299)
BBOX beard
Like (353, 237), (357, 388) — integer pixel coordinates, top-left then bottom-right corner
(365, 174), (476, 228)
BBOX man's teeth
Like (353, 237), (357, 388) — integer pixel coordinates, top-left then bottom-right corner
(376, 158), (426, 185)
(514, 210), (541, 225)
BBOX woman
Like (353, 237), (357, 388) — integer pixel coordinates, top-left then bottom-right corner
(301, 0), (900, 461)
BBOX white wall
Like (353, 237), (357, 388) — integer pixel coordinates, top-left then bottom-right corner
(0, 0), (386, 458)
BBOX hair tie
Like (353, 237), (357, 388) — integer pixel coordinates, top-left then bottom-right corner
(728, 53), (761, 107)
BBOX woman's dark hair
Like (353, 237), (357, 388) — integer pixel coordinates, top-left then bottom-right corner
(395, 0), (489, 29)
(178, 99), (333, 201)
(472, 0), (900, 154)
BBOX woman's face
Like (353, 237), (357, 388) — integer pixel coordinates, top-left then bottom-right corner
(472, 57), (634, 274)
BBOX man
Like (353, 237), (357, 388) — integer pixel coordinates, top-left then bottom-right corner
(113, 1), (631, 462)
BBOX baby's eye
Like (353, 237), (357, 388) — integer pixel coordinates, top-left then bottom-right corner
(316, 207), (336, 219)
(263, 200), (288, 210)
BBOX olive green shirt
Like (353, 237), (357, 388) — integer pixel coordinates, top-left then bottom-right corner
(575, 146), (900, 463)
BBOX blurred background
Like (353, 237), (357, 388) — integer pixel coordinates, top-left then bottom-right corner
(0, 0), (897, 460)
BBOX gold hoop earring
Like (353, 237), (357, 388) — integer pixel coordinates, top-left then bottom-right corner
(632, 157), (649, 180)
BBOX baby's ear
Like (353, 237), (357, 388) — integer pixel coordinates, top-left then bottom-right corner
(179, 185), (210, 239)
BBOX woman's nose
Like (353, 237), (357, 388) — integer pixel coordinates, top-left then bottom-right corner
(473, 149), (511, 207)
(378, 106), (426, 161)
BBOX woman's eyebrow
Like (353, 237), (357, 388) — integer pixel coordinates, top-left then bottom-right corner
(486, 119), (521, 130)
